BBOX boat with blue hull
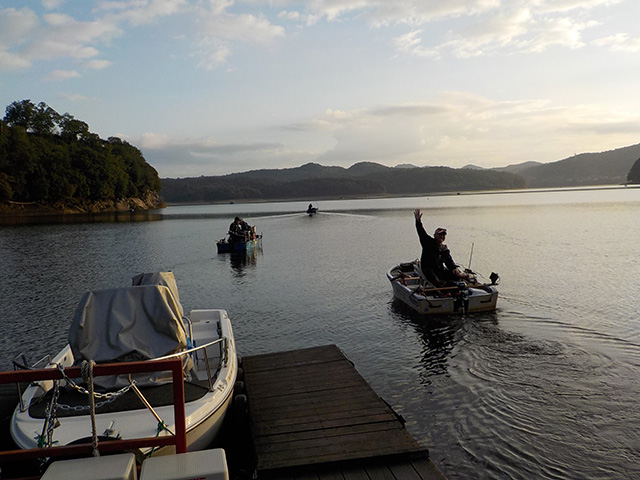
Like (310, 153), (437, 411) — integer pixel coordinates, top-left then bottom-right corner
(216, 235), (262, 253)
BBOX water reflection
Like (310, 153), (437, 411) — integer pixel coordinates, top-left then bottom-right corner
(390, 299), (460, 384)
(0, 211), (163, 226)
(228, 247), (261, 276)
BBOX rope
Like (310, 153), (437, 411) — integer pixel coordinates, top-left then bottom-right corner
(148, 421), (173, 457)
(81, 360), (100, 457)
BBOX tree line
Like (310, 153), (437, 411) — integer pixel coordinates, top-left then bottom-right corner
(0, 100), (161, 205)
(160, 162), (527, 203)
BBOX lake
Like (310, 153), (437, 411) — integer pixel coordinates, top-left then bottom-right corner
(1, 186), (639, 479)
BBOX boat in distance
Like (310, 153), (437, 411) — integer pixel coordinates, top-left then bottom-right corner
(387, 260), (499, 315)
(306, 203), (318, 216)
(10, 272), (238, 456)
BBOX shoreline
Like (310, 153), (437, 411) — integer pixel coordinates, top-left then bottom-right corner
(164, 183), (638, 207)
(2, 184), (636, 223)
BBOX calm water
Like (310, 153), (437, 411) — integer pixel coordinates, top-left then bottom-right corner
(1, 187), (640, 479)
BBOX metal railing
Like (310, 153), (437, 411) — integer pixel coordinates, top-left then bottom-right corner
(0, 357), (188, 463)
(155, 337), (229, 391)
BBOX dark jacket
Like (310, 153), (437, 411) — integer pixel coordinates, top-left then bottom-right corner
(415, 219), (457, 273)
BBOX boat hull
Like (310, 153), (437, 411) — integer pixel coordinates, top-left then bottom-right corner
(387, 262), (499, 315)
(216, 237), (261, 253)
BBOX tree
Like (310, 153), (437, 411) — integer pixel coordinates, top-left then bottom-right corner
(59, 113), (90, 141)
(1, 100), (163, 207)
(627, 157), (640, 184)
(4, 100), (35, 129)
(31, 102), (60, 135)
(0, 172), (13, 201)
(4, 100), (61, 135)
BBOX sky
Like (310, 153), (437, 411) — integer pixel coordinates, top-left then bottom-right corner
(2, 1), (640, 178)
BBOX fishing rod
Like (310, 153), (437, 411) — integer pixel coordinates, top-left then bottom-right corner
(467, 242), (475, 271)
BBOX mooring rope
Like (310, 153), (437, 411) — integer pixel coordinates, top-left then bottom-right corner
(80, 359), (99, 457)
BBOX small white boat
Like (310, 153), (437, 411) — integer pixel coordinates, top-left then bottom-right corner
(387, 261), (499, 315)
(10, 272), (237, 456)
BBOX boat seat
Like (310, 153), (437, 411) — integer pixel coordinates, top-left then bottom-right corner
(140, 448), (228, 480)
(189, 310), (224, 376)
(41, 453), (137, 480)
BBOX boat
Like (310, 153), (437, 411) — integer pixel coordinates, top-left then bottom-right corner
(217, 221), (262, 253)
(10, 272), (238, 456)
(306, 204), (318, 216)
(387, 260), (499, 315)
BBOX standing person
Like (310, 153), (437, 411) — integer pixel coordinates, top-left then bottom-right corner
(239, 218), (254, 239)
(414, 208), (466, 286)
(228, 217), (246, 243)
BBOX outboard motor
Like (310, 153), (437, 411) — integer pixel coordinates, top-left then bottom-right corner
(490, 272), (500, 285)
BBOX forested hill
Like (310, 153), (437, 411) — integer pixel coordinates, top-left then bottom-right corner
(161, 162), (526, 203)
(500, 143), (640, 187)
(0, 100), (163, 214)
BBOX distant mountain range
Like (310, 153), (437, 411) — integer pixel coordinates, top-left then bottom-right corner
(160, 143), (640, 203)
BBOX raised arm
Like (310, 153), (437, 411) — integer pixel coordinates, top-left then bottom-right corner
(414, 209), (429, 244)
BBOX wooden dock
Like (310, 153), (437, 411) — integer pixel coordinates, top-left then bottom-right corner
(242, 345), (447, 479)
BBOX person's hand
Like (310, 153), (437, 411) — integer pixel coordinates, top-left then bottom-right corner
(454, 268), (469, 279)
(414, 209), (422, 221)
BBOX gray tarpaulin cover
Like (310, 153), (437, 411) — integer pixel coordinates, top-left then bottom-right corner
(132, 272), (184, 318)
(68, 277), (189, 389)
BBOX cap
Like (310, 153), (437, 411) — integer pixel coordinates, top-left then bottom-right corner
(434, 228), (447, 236)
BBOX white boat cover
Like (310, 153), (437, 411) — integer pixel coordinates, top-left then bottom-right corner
(68, 283), (188, 389)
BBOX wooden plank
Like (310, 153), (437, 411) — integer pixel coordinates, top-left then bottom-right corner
(255, 421), (409, 448)
(243, 345), (345, 372)
(317, 471), (345, 480)
(388, 460), (422, 480)
(251, 401), (393, 426)
(341, 465), (371, 480)
(248, 385), (377, 410)
(257, 438), (424, 470)
(365, 463), (397, 480)
(409, 457), (448, 480)
(244, 345), (433, 475)
(245, 365), (370, 397)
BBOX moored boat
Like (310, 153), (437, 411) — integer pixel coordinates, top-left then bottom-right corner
(387, 260), (499, 315)
(10, 272), (237, 456)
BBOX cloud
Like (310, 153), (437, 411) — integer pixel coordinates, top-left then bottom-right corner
(42, 0), (67, 9)
(84, 59), (113, 69)
(306, 92), (640, 168)
(95, 0), (189, 26)
(0, 7), (39, 70)
(58, 92), (97, 102)
(133, 89), (640, 177)
(594, 33), (640, 51)
(136, 133), (298, 177)
(45, 69), (81, 80)
(1, 0), (630, 77)
(267, 1), (623, 59)
(0, 7), (122, 72)
(391, 6), (602, 59)
(193, 1), (285, 68)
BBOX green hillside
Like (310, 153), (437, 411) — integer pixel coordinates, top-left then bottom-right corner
(0, 100), (163, 213)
